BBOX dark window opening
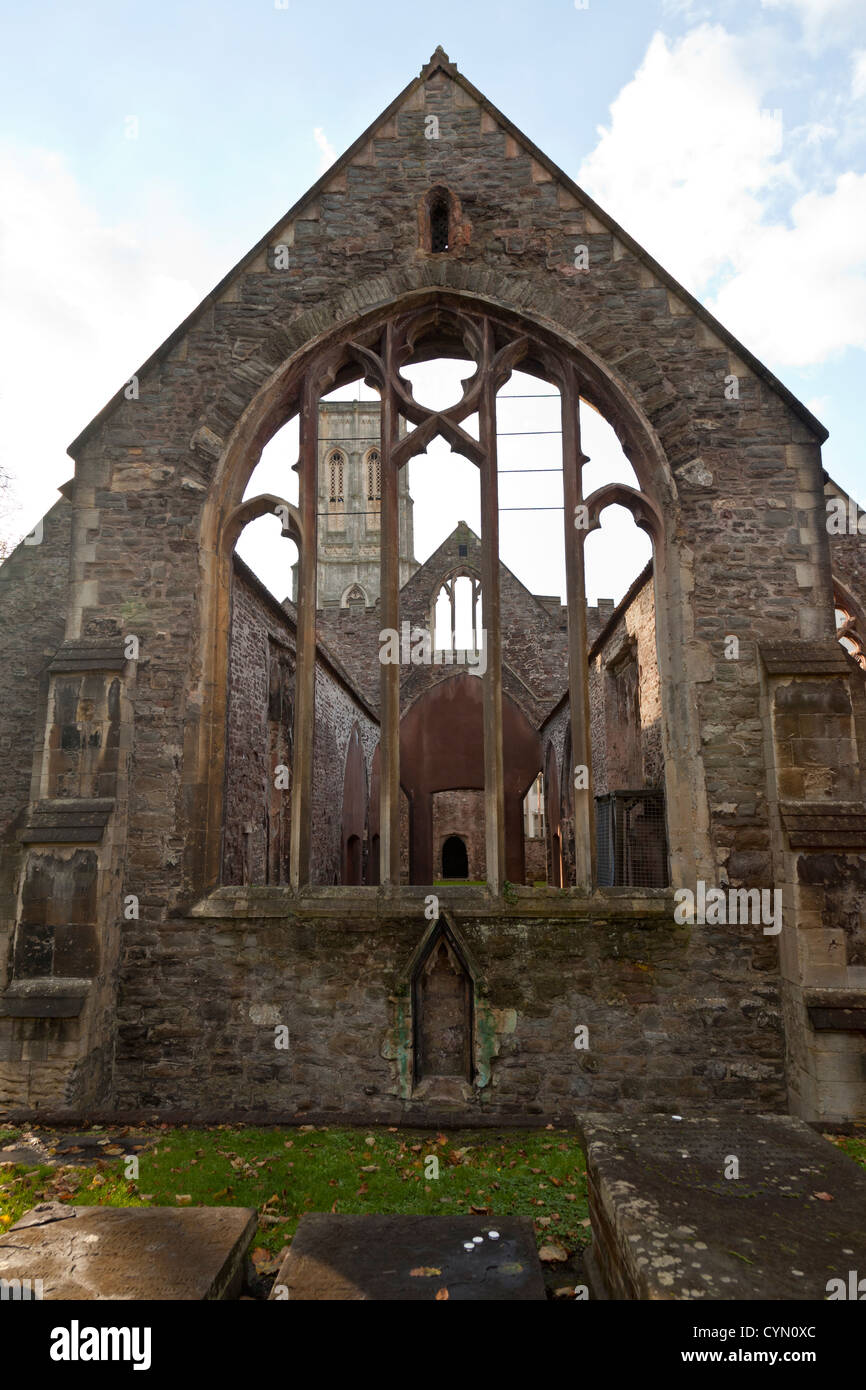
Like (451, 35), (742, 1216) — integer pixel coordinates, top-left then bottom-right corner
(441, 834), (468, 879)
(430, 198), (450, 252)
(345, 833), (362, 885)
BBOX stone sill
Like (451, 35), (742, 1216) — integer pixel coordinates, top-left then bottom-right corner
(185, 884), (677, 923)
(804, 987), (866, 1032)
(0, 977), (92, 1018)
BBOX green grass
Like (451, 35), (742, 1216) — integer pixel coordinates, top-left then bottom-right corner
(828, 1132), (866, 1171)
(433, 879), (486, 886)
(0, 1125), (590, 1257)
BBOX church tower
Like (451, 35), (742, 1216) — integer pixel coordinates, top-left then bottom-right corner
(312, 400), (417, 608)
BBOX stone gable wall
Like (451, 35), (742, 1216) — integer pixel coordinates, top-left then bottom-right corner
(1, 56), (857, 1120)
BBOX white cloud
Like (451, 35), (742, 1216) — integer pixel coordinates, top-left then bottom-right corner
(761, 0), (866, 50)
(853, 49), (866, 98)
(709, 171), (866, 366)
(313, 127), (337, 175)
(578, 25), (866, 368)
(0, 144), (225, 544)
(578, 26), (793, 294)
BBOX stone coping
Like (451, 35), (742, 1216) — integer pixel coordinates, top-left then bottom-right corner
(577, 1112), (866, 1301)
(0, 977), (92, 1019)
(185, 884), (677, 922)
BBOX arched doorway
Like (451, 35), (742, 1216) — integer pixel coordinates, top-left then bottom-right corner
(441, 835), (468, 879)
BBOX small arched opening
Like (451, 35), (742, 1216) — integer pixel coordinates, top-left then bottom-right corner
(441, 834), (469, 880)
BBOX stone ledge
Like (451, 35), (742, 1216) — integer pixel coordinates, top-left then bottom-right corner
(760, 641), (851, 676)
(780, 801), (866, 849)
(0, 978), (91, 1018)
(19, 798), (114, 844)
(804, 988), (866, 1032)
(185, 884), (677, 923)
(48, 639), (127, 673)
(577, 1111), (866, 1300)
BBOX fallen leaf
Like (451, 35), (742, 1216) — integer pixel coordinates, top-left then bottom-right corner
(360, 1164), (379, 1173)
(538, 1242), (568, 1263)
(435, 1288), (449, 1300)
(175, 1194), (192, 1204)
(409, 1266), (442, 1277)
(813, 1191), (834, 1201)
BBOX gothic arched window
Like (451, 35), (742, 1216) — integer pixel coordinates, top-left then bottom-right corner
(836, 603), (866, 671)
(365, 449), (381, 502)
(328, 450), (345, 504)
(421, 186), (462, 255)
(430, 196), (450, 253)
(433, 571), (482, 650)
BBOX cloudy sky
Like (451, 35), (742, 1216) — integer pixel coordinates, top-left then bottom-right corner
(1, 0), (864, 605)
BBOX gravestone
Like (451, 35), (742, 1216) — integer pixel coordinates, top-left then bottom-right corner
(0, 1203), (257, 1299)
(578, 1113), (866, 1300)
(270, 1213), (545, 1300)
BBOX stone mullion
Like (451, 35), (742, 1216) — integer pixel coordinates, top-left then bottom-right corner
(379, 331), (401, 886)
(479, 328), (506, 893)
(290, 371), (319, 890)
(561, 362), (594, 889)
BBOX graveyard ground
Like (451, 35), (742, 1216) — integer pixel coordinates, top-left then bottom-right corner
(0, 1124), (603, 1291)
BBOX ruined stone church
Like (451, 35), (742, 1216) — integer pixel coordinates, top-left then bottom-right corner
(1, 48), (864, 1127)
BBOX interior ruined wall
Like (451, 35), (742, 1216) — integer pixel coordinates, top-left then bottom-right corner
(432, 789), (486, 880)
(589, 576), (661, 796)
(223, 558), (379, 889)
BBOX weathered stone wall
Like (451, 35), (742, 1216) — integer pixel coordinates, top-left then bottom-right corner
(588, 570), (661, 796)
(0, 500), (71, 839)
(105, 891), (786, 1123)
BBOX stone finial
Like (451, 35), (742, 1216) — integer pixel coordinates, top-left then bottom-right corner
(422, 46), (455, 76)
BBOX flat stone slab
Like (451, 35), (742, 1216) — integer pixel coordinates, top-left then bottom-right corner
(270, 1214), (545, 1300)
(578, 1113), (866, 1300)
(0, 1203), (257, 1299)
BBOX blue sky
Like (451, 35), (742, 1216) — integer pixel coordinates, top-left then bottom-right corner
(1, 0), (864, 599)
